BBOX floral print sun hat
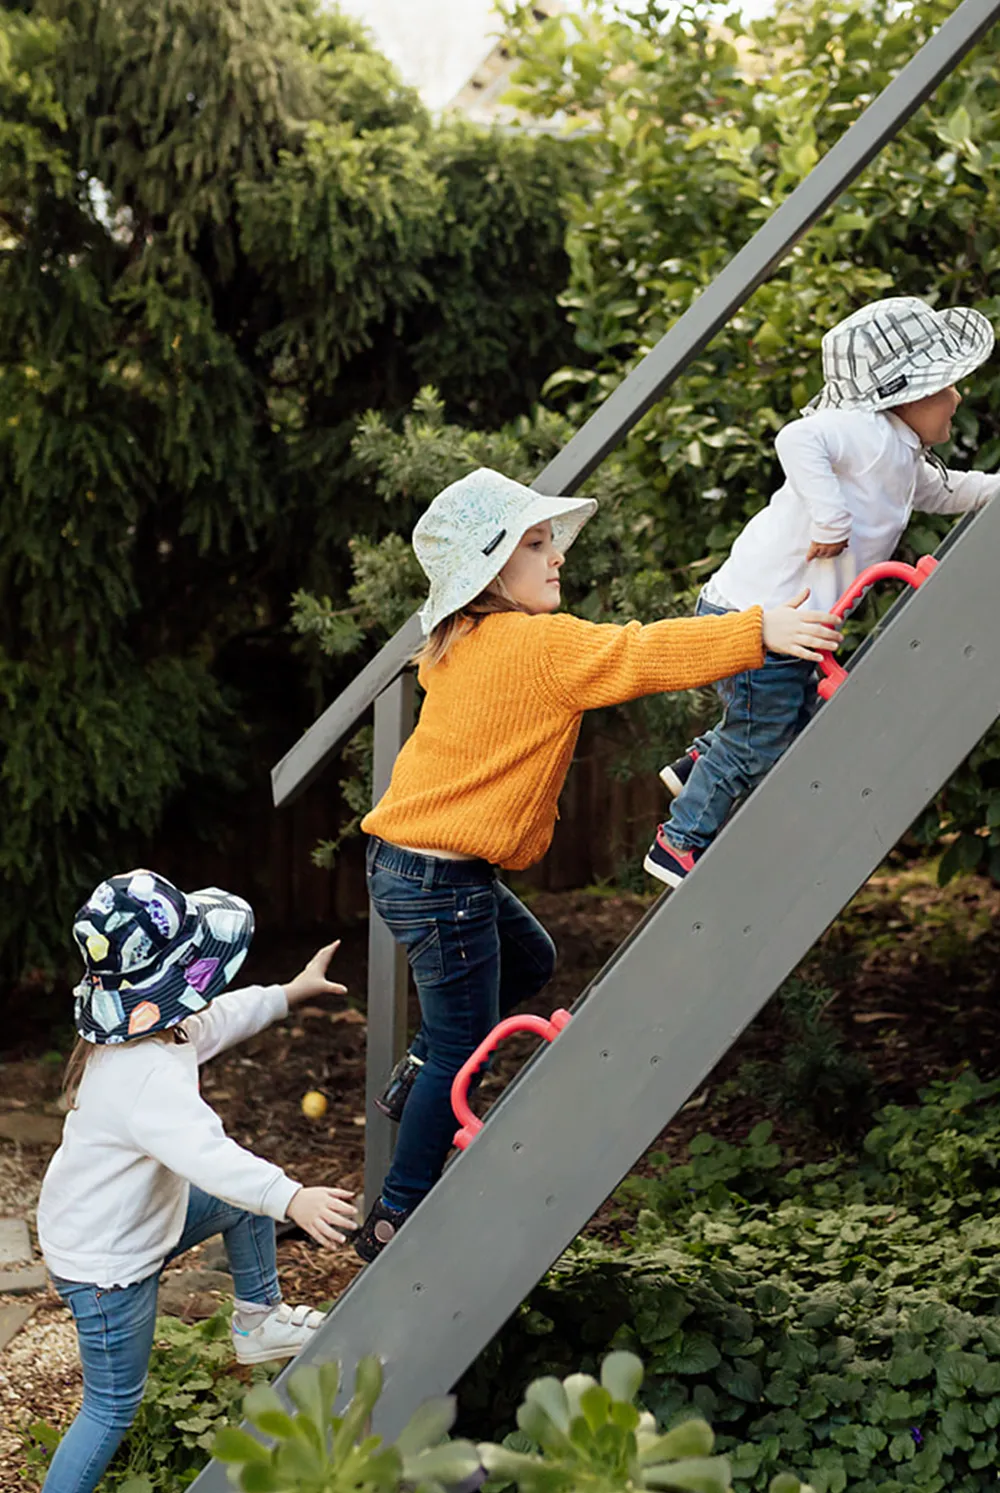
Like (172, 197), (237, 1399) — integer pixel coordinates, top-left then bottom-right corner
(72, 870), (255, 1044)
(804, 296), (994, 414)
(413, 467), (598, 636)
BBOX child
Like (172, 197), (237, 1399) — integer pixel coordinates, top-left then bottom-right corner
(353, 466), (842, 1261)
(646, 296), (1000, 887)
(37, 869), (358, 1493)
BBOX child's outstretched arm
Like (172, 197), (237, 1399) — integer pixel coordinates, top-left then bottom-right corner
(536, 604), (840, 713)
(126, 1067), (357, 1246)
(913, 460), (1000, 516)
(186, 942), (348, 1065)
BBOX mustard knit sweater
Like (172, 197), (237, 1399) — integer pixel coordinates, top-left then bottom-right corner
(362, 607), (765, 871)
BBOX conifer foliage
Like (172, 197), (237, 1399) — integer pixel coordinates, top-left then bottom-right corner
(0, 0), (579, 983)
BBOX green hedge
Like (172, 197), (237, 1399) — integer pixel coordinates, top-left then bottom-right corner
(459, 1072), (1000, 1493)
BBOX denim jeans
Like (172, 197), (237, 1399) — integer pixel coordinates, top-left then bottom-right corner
(43, 1186), (280, 1493)
(665, 594), (818, 854)
(366, 837), (557, 1213)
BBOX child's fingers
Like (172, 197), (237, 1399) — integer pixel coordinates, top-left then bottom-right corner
(788, 587), (811, 609)
(324, 1201), (358, 1225)
(309, 939), (341, 970)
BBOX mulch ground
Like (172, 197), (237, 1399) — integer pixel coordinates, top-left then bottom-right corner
(2, 863), (999, 1480)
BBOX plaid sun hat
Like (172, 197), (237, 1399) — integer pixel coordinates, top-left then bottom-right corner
(72, 870), (255, 1044)
(805, 296), (994, 414)
(413, 468), (597, 635)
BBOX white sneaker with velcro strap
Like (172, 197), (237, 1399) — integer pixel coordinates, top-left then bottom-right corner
(232, 1302), (327, 1364)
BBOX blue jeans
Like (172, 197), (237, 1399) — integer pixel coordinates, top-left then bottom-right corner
(366, 837), (557, 1212)
(665, 594), (818, 854)
(43, 1186), (280, 1493)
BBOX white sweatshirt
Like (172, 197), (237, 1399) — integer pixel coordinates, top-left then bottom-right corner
(38, 984), (300, 1289)
(707, 409), (1000, 615)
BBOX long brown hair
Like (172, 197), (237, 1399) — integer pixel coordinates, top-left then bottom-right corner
(413, 582), (523, 670)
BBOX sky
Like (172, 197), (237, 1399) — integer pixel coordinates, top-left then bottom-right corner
(335, 1), (776, 110)
(336, 0), (504, 110)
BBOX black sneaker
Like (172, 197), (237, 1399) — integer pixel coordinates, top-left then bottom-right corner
(353, 1198), (409, 1263)
(659, 748), (699, 797)
(374, 1052), (424, 1122)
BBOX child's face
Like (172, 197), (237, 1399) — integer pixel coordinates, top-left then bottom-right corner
(892, 384), (962, 445)
(498, 522), (565, 614)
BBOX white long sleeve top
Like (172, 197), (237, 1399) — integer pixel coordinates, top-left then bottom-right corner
(38, 984), (301, 1289)
(707, 409), (1000, 614)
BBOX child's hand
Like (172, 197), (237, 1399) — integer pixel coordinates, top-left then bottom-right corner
(806, 539), (850, 561)
(286, 1186), (358, 1247)
(284, 941), (347, 1008)
(762, 589), (843, 663)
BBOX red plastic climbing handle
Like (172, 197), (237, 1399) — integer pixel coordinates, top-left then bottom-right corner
(816, 555), (938, 701)
(450, 1008), (572, 1150)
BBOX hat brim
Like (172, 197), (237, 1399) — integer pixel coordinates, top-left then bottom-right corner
(419, 492), (597, 636)
(806, 306), (994, 414)
(74, 889), (255, 1044)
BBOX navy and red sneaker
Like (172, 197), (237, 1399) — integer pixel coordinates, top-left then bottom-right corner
(659, 748), (699, 797)
(643, 828), (697, 888)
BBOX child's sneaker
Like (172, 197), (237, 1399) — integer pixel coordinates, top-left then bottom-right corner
(659, 748), (699, 797)
(353, 1198), (409, 1263)
(643, 829), (697, 888)
(374, 1051), (425, 1122)
(232, 1302), (326, 1364)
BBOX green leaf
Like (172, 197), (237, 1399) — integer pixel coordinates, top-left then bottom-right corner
(240, 1466), (282, 1493)
(601, 1350), (644, 1404)
(212, 1426), (270, 1464)
(639, 1421), (714, 1463)
(769, 1476), (803, 1493)
(644, 1453), (732, 1492)
(525, 1376), (572, 1435)
(395, 1396), (457, 1456)
(404, 1441), (483, 1483)
(287, 1361), (337, 1426)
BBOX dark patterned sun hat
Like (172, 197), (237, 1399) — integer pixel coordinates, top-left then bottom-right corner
(805, 296), (994, 414)
(72, 870), (254, 1045)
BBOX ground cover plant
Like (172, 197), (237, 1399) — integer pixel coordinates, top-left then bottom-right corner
(459, 1071), (1000, 1493)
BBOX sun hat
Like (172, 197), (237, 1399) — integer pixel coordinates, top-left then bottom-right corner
(804, 296), (994, 414)
(71, 870), (255, 1045)
(413, 468), (598, 636)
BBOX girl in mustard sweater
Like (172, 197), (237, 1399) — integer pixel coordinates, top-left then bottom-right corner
(354, 468), (841, 1260)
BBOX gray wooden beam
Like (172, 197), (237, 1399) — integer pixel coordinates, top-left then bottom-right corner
(364, 674), (416, 1209)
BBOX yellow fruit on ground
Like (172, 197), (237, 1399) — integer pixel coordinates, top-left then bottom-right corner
(301, 1090), (328, 1119)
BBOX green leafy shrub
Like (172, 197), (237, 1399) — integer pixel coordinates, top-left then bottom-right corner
(215, 1348), (812, 1493)
(0, 0), (585, 987)
(460, 1076), (1000, 1493)
(19, 1306), (277, 1491)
